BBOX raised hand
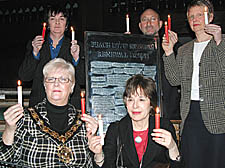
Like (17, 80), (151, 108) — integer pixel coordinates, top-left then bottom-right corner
(151, 128), (180, 160)
(70, 40), (80, 62)
(81, 114), (98, 135)
(87, 131), (103, 154)
(3, 104), (24, 145)
(162, 30), (178, 56)
(151, 128), (176, 149)
(32, 35), (44, 56)
(205, 24), (222, 45)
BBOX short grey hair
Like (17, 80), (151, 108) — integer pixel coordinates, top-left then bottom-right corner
(187, 0), (214, 15)
(43, 58), (75, 86)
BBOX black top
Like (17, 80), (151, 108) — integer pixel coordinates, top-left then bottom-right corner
(46, 99), (69, 133)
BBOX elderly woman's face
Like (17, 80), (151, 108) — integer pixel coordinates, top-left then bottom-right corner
(44, 69), (73, 106)
(125, 87), (151, 123)
(187, 5), (208, 34)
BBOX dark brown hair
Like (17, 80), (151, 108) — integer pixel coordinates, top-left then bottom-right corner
(123, 74), (157, 114)
(44, 5), (70, 27)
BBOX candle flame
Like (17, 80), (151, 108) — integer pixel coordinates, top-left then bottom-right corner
(43, 22), (46, 27)
(71, 26), (74, 32)
(80, 90), (85, 98)
(165, 21), (167, 26)
(98, 114), (102, 120)
(168, 14), (170, 18)
(126, 14), (129, 18)
(17, 80), (22, 86)
(156, 107), (160, 114)
(204, 6), (208, 12)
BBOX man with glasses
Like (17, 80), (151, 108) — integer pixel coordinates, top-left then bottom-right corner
(139, 9), (163, 36)
(139, 8), (181, 120)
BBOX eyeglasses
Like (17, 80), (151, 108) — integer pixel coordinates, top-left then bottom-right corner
(45, 77), (71, 83)
(141, 17), (158, 23)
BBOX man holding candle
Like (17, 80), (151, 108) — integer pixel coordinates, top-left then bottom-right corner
(162, 0), (225, 167)
(88, 74), (182, 167)
(18, 5), (85, 109)
(138, 8), (181, 120)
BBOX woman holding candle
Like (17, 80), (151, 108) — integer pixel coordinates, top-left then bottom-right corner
(18, 5), (85, 109)
(0, 58), (98, 167)
(162, 0), (225, 167)
(88, 74), (182, 168)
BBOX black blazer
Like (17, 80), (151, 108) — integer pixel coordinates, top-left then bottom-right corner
(102, 115), (182, 168)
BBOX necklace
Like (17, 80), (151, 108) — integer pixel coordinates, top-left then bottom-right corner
(134, 129), (148, 144)
(28, 107), (82, 164)
(135, 136), (143, 143)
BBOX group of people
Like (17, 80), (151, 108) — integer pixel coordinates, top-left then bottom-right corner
(0, 0), (224, 167)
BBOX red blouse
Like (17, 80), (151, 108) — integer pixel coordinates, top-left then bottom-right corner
(133, 128), (149, 162)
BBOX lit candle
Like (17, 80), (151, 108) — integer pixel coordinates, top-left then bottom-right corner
(126, 14), (130, 33)
(42, 22), (46, 41)
(98, 114), (104, 145)
(165, 21), (169, 42)
(155, 107), (160, 129)
(71, 26), (75, 41)
(168, 15), (171, 30)
(80, 90), (85, 116)
(204, 7), (208, 25)
(17, 80), (22, 105)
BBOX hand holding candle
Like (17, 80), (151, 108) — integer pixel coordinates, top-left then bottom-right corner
(98, 114), (104, 145)
(155, 107), (160, 129)
(80, 90), (85, 116)
(204, 7), (208, 25)
(126, 14), (130, 33)
(165, 21), (169, 42)
(42, 23), (46, 41)
(17, 80), (23, 105)
(71, 26), (75, 41)
(168, 15), (171, 30)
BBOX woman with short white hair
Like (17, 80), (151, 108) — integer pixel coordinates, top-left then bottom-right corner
(0, 58), (98, 167)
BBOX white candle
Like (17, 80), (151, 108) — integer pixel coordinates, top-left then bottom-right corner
(71, 26), (75, 41)
(204, 7), (208, 25)
(126, 14), (130, 33)
(98, 114), (104, 145)
(17, 80), (22, 105)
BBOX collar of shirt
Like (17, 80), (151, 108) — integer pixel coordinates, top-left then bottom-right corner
(49, 35), (64, 59)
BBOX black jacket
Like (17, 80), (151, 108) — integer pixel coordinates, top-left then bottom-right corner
(102, 115), (183, 168)
(159, 36), (181, 120)
(18, 36), (85, 109)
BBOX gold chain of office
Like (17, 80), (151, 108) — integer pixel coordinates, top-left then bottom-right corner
(28, 107), (82, 164)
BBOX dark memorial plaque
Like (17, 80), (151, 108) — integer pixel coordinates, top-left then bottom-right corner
(84, 31), (161, 132)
